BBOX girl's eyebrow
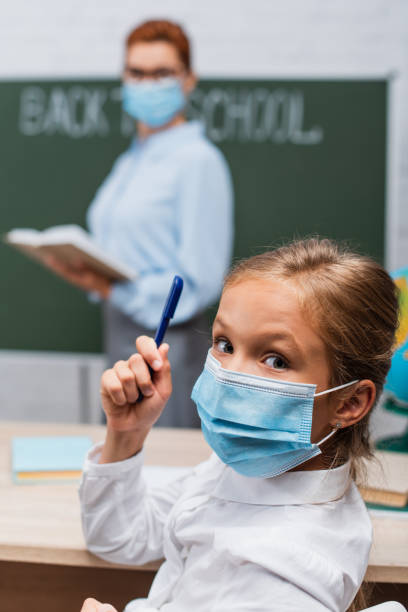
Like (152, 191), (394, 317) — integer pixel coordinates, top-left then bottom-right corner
(213, 317), (301, 353)
(213, 316), (227, 328)
(255, 330), (302, 354)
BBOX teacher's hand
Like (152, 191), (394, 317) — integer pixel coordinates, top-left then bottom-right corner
(80, 598), (117, 612)
(44, 255), (112, 299)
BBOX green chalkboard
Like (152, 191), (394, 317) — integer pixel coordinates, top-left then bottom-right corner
(0, 79), (387, 352)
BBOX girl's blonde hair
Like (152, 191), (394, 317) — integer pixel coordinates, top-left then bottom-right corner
(225, 238), (399, 475)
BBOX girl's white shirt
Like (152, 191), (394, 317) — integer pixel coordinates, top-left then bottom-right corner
(79, 444), (372, 612)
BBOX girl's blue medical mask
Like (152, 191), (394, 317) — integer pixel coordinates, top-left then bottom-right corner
(191, 351), (358, 479)
(122, 78), (186, 128)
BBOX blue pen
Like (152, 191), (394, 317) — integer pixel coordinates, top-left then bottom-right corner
(137, 275), (183, 401)
(154, 275), (184, 347)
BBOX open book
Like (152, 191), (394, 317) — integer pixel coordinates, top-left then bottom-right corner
(5, 224), (136, 282)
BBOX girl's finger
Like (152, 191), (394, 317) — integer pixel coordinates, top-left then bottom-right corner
(158, 343), (169, 360)
(113, 360), (139, 404)
(101, 369), (127, 406)
(80, 599), (117, 612)
(135, 335), (163, 371)
(128, 353), (154, 397)
(153, 344), (172, 401)
(80, 598), (100, 612)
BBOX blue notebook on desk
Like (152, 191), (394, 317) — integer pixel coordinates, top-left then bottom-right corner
(12, 436), (93, 484)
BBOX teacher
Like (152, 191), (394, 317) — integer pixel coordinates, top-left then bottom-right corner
(47, 19), (234, 427)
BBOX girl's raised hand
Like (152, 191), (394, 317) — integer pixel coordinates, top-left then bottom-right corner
(101, 335), (172, 436)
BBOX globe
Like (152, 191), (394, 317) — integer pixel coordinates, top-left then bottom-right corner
(376, 266), (408, 451)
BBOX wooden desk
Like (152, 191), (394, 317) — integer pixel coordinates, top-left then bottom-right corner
(0, 422), (407, 611)
(0, 422), (210, 611)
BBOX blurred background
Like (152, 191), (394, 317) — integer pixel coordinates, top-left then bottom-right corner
(0, 0), (407, 435)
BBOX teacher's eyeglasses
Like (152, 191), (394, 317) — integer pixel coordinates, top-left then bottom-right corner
(124, 66), (185, 81)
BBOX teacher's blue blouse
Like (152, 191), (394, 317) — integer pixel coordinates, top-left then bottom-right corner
(87, 121), (234, 329)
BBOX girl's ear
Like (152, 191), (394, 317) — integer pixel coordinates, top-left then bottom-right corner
(330, 380), (376, 429)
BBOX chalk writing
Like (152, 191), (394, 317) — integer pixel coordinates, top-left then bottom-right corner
(188, 87), (323, 144)
(18, 84), (323, 144)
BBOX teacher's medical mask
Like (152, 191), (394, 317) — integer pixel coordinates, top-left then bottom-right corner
(122, 78), (186, 128)
(191, 351), (358, 479)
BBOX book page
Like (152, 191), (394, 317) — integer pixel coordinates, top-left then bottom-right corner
(363, 451), (408, 494)
(6, 229), (41, 246)
(5, 225), (137, 282)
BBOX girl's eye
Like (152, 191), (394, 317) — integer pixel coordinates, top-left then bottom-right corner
(264, 355), (288, 370)
(214, 339), (233, 354)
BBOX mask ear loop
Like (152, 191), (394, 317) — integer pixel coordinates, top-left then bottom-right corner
(316, 422), (343, 446)
(314, 381), (359, 446)
(314, 379), (359, 397)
